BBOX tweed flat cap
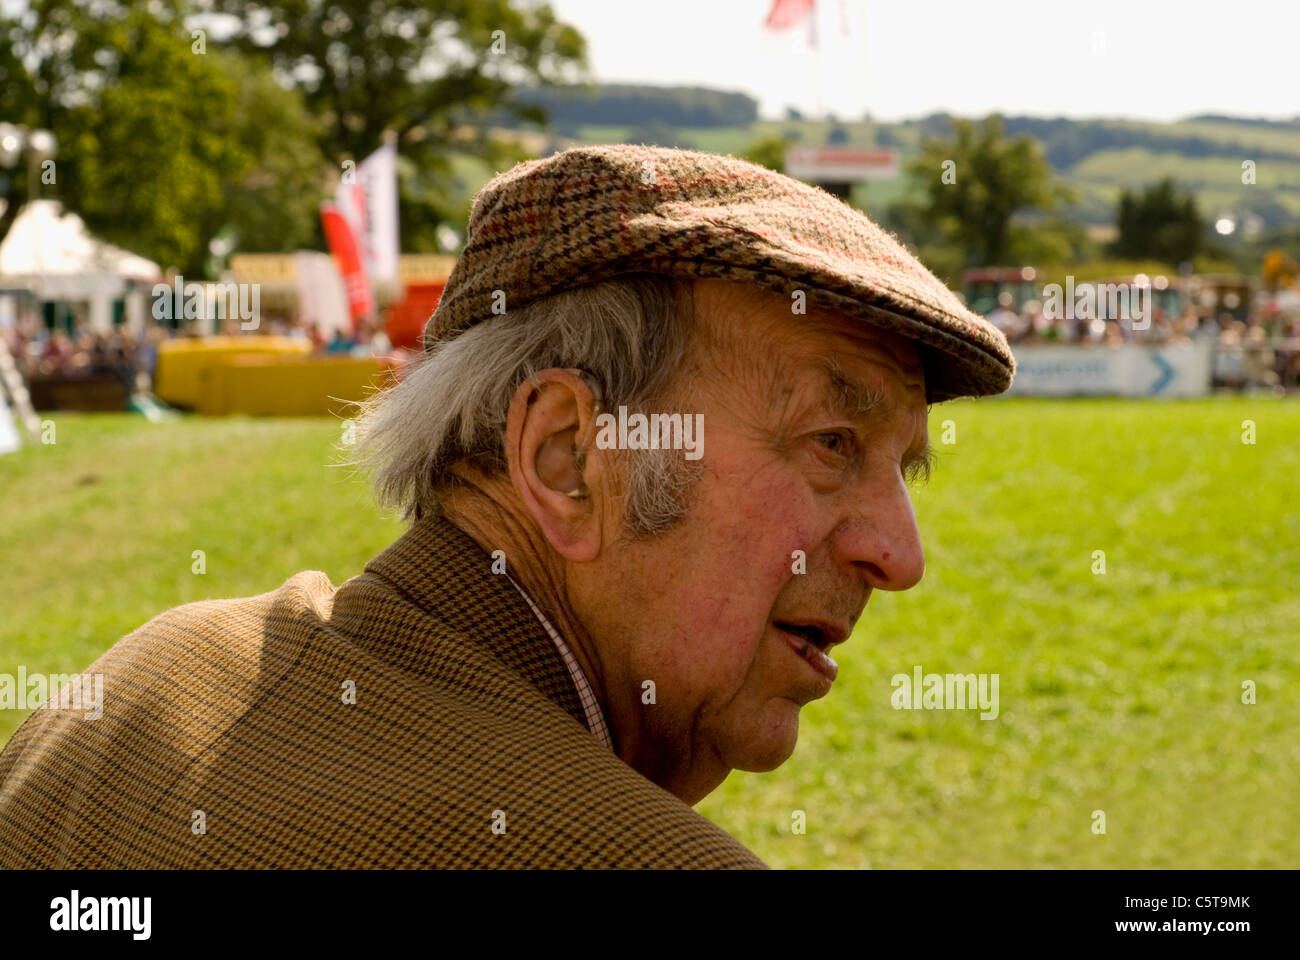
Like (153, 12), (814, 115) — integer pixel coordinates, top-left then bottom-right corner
(426, 144), (1015, 402)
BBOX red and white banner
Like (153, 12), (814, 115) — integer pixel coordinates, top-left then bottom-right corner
(321, 203), (373, 324)
(334, 142), (400, 285)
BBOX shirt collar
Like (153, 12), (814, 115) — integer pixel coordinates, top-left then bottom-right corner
(503, 572), (615, 752)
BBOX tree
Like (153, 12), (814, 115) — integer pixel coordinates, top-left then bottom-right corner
(0, 2), (325, 273)
(891, 114), (1064, 267)
(740, 136), (786, 174)
(213, 0), (587, 248)
(1111, 177), (1203, 264)
(1261, 248), (1297, 292)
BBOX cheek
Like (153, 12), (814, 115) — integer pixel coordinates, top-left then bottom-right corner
(653, 460), (815, 680)
(700, 456), (816, 595)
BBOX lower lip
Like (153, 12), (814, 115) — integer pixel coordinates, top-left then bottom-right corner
(776, 626), (839, 685)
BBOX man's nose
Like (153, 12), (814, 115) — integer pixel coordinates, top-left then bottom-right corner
(829, 474), (926, 591)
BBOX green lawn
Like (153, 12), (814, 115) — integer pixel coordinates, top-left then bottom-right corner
(2, 398), (1297, 867)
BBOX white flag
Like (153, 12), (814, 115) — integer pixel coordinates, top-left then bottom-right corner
(335, 142), (400, 285)
(294, 251), (351, 339)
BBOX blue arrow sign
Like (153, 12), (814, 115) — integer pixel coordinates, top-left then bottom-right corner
(1149, 351), (1175, 394)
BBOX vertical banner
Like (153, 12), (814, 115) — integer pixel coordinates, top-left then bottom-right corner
(320, 204), (373, 326)
(334, 142), (399, 286)
(293, 251), (350, 340)
(359, 141), (399, 285)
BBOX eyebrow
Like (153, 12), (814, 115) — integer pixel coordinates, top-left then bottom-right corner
(817, 359), (935, 482)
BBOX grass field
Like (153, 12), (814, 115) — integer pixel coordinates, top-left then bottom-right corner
(2, 397), (1297, 867)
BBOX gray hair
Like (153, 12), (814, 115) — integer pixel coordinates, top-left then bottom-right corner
(349, 274), (703, 535)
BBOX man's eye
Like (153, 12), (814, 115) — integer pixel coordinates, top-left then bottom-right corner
(814, 431), (850, 456)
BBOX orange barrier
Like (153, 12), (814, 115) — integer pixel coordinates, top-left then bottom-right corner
(155, 337), (311, 410)
(195, 355), (396, 416)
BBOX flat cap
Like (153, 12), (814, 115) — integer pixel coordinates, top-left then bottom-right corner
(426, 144), (1015, 402)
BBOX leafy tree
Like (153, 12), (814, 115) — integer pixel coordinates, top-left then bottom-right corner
(0, 2), (325, 273)
(1261, 248), (1297, 291)
(892, 115), (1065, 267)
(212, 0), (587, 247)
(740, 136), (786, 174)
(1111, 177), (1202, 264)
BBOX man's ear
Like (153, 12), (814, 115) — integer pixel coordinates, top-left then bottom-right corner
(505, 369), (606, 562)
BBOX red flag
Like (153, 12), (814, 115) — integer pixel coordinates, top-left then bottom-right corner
(764, 0), (815, 30)
(321, 203), (373, 328)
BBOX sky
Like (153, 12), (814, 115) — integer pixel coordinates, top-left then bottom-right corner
(545, 0), (1300, 123)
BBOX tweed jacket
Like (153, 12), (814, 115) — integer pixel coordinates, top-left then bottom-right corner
(0, 516), (765, 869)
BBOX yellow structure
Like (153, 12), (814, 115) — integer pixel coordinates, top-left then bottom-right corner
(155, 337), (394, 416)
(196, 355), (394, 416)
(155, 337), (311, 410)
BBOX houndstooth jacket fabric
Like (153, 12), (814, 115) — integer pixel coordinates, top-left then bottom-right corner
(0, 515), (765, 869)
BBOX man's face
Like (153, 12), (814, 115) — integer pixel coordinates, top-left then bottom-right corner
(572, 279), (931, 801)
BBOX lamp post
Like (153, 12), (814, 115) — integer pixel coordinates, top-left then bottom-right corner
(0, 122), (57, 196)
(25, 128), (58, 201)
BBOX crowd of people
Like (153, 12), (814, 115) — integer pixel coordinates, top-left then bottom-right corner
(5, 293), (1300, 397)
(985, 293), (1300, 391)
(2, 318), (164, 393)
(1, 312), (407, 396)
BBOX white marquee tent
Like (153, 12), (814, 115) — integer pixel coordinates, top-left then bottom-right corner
(0, 200), (160, 332)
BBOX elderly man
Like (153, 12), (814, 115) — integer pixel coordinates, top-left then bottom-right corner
(0, 145), (1012, 868)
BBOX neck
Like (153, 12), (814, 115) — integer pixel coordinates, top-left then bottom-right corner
(438, 474), (719, 803)
(439, 474), (610, 727)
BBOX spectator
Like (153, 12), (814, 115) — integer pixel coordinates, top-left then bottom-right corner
(38, 331), (74, 376)
(987, 292), (1022, 341)
(1144, 308), (1172, 344)
(325, 327), (354, 354)
(1200, 315), (1220, 340)
(1242, 325), (1279, 391)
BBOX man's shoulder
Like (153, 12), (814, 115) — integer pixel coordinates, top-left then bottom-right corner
(2, 569), (339, 755)
(85, 570), (342, 742)
(0, 567), (766, 869)
(0, 571), (344, 867)
(129, 569), (338, 650)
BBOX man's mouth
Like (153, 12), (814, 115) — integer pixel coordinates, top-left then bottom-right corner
(774, 621), (840, 684)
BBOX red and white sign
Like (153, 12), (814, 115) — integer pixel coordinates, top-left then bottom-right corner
(786, 146), (900, 182)
(321, 203), (373, 323)
(333, 142), (400, 285)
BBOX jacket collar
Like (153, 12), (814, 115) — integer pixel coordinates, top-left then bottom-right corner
(356, 512), (589, 730)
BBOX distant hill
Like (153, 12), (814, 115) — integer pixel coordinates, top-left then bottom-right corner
(502, 85), (1300, 233)
(514, 84), (759, 130)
